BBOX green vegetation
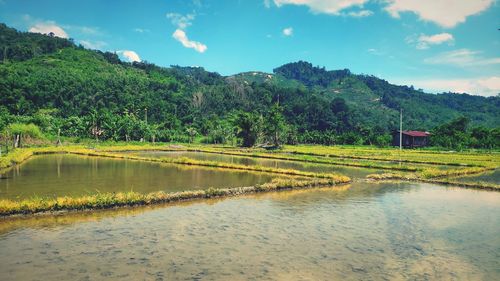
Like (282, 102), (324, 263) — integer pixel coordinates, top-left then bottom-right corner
(0, 178), (345, 216)
(0, 147), (34, 168)
(2, 143), (496, 182)
(431, 116), (499, 150)
(0, 143), (498, 216)
(0, 146), (352, 181)
(1, 123), (46, 150)
(0, 23), (498, 149)
(367, 173), (499, 191)
(0, 23), (498, 216)
(280, 145), (498, 167)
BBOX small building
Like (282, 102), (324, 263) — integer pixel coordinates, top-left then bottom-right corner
(392, 131), (431, 148)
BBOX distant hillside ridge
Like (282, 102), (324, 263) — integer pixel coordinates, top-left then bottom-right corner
(0, 23), (498, 146)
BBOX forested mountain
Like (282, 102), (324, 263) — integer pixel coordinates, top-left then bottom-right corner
(0, 23), (73, 62)
(268, 61), (499, 129)
(0, 23), (498, 147)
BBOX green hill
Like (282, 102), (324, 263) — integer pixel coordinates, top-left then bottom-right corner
(0, 23), (498, 146)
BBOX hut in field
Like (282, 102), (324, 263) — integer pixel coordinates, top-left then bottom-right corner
(392, 131), (431, 148)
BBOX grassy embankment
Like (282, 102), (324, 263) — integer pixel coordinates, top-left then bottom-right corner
(0, 178), (344, 216)
(0, 143), (498, 216)
(0, 145), (351, 216)
(21, 143), (500, 179)
(102, 144), (498, 186)
(281, 145), (497, 166)
(97, 144), (422, 171)
(98, 143), (498, 177)
(0, 146), (349, 180)
(88, 143), (499, 189)
(276, 145), (498, 190)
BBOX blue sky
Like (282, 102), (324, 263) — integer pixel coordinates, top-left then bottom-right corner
(1, 0), (499, 96)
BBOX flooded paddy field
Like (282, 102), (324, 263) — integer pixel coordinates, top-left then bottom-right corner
(448, 169), (499, 185)
(122, 150), (385, 179)
(0, 182), (498, 280)
(0, 154), (277, 200)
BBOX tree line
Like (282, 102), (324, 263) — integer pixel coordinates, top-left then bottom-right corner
(0, 23), (498, 150)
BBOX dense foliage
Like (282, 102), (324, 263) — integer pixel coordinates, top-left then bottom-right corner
(0, 23), (498, 149)
(431, 117), (499, 150)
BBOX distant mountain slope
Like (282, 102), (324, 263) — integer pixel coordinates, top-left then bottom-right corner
(0, 23), (498, 144)
(0, 23), (73, 62)
(234, 61), (499, 129)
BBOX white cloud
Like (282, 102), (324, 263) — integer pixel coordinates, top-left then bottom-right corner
(192, 0), (202, 8)
(345, 10), (373, 17)
(166, 13), (195, 29)
(172, 29), (207, 53)
(367, 48), (383, 55)
(80, 26), (97, 34)
(282, 27), (293, 36)
(395, 76), (500, 97)
(419, 33), (454, 45)
(62, 25), (101, 35)
(384, 0), (494, 28)
(272, 0), (368, 15)
(133, 28), (150, 33)
(117, 50), (141, 62)
(409, 33), (454, 49)
(79, 40), (107, 50)
(166, 12), (207, 53)
(29, 21), (68, 38)
(424, 49), (500, 67)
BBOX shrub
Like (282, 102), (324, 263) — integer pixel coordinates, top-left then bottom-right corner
(4, 123), (44, 139)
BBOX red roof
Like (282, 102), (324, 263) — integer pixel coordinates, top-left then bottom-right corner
(400, 131), (431, 137)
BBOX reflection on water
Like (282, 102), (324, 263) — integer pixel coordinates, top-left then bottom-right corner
(448, 169), (499, 185)
(125, 150), (384, 179)
(0, 154), (277, 200)
(0, 182), (498, 280)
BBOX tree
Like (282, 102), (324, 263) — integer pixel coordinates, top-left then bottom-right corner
(264, 104), (288, 147)
(186, 127), (197, 143)
(0, 22), (499, 148)
(234, 112), (262, 147)
(431, 117), (470, 150)
(2, 123), (44, 148)
(470, 126), (498, 149)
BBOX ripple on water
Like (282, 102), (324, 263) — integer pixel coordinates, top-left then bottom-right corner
(0, 154), (279, 200)
(0, 182), (498, 280)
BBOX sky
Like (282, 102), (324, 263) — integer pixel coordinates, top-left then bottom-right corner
(0, 0), (499, 96)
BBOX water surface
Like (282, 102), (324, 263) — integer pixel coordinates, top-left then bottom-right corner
(0, 182), (498, 280)
(124, 150), (384, 179)
(0, 154), (277, 200)
(448, 169), (499, 185)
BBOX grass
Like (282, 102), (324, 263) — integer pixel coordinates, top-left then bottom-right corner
(423, 179), (499, 191)
(0, 146), (349, 180)
(36, 147), (350, 180)
(1, 143), (496, 182)
(280, 144), (498, 167)
(181, 148), (422, 171)
(96, 144), (498, 177)
(0, 149), (34, 169)
(366, 171), (499, 191)
(0, 178), (346, 216)
(0, 142), (497, 216)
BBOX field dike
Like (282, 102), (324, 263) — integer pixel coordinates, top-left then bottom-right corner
(105, 146), (423, 172)
(0, 146), (351, 216)
(0, 178), (347, 216)
(0, 145), (497, 216)
(366, 170), (499, 191)
(98, 145), (498, 176)
(102, 146), (497, 190)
